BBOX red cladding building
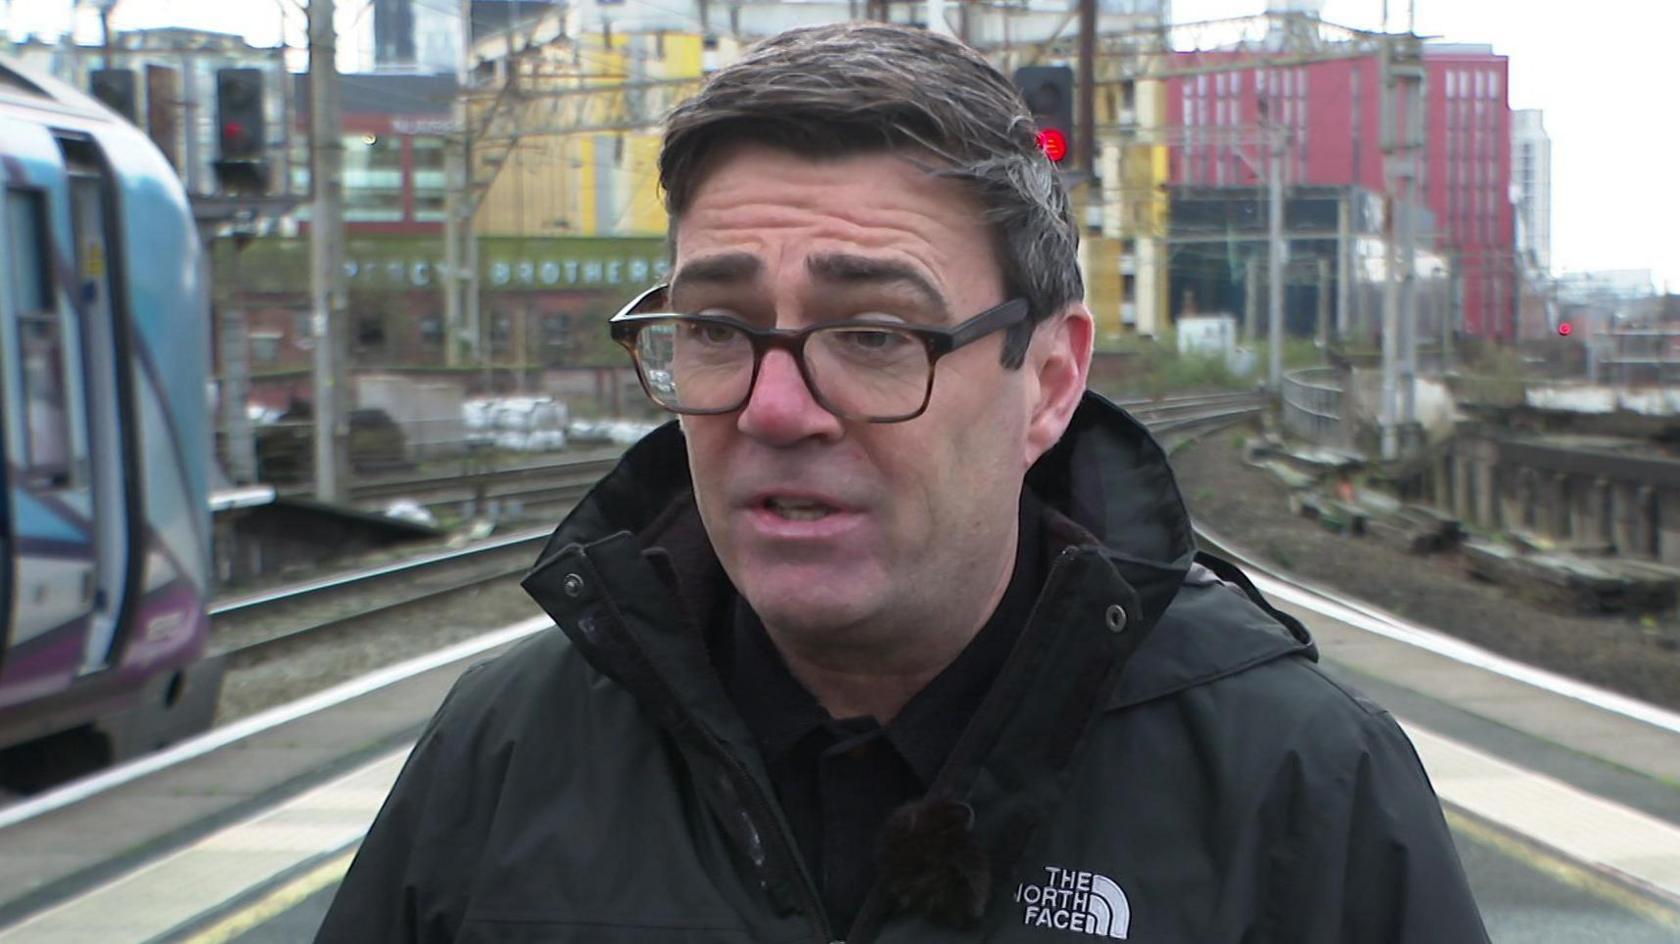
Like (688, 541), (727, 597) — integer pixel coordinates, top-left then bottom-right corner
(1167, 44), (1515, 340)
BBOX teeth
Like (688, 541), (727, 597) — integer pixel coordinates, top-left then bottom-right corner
(767, 498), (833, 520)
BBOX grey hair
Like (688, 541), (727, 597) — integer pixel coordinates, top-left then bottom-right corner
(659, 22), (1082, 368)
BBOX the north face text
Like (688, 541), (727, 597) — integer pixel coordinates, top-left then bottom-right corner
(1015, 866), (1130, 939)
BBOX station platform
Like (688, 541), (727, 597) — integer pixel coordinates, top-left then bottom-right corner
(2, 564), (1679, 941)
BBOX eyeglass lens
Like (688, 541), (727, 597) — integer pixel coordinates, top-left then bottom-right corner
(633, 318), (933, 419)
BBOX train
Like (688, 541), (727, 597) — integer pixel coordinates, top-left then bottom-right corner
(0, 58), (217, 787)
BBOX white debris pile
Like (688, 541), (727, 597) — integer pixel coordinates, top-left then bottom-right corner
(567, 418), (660, 445)
(383, 499), (438, 528)
(463, 396), (570, 452)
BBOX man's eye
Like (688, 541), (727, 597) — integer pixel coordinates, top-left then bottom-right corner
(843, 329), (905, 350)
(830, 326), (915, 355)
(682, 321), (740, 344)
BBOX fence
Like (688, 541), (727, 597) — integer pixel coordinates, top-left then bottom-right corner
(1281, 367), (1345, 446)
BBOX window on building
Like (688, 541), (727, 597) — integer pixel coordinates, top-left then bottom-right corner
(419, 315), (443, 349)
(5, 189), (74, 488)
(543, 313), (572, 348)
(355, 312), (388, 352)
(343, 132), (404, 222)
(411, 135), (447, 222)
(250, 331), (282, 367)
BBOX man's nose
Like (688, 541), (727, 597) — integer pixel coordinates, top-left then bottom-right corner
(736, 348), (844, 444)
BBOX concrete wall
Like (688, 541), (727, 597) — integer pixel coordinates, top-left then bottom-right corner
(1437, 430), (1680, 564)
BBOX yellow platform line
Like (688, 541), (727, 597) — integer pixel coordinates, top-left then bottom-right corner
(178, 851), (356, 944)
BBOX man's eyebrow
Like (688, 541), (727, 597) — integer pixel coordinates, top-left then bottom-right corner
(670, 253), (762, 295)
(806, 253), (949, 318)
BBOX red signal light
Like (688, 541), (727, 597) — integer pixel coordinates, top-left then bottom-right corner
(1036, 127), (1069, 163)
(1558, 321), (1573, 337)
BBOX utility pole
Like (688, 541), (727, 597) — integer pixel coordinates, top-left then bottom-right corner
(443, 0), (469, 368)
(1398, 36), (1423, 443)
(1267, 123), (1284, 392)
(97, 0), (114, 69)
(1335, 192), (1351, 341)
(1245, 256), (1260, 345)
(1316, 256), (1331, 349)
(309, 0), (350, 501)
(1076, 0), (1097, 178)
(441, 0), (486, 372)
(1378, 31), (1423, 460)
(215, 235), (259, 483)
(1378, 37), (1399, 460)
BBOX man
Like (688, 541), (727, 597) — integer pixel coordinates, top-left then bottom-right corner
(318, 23), (1488, 943)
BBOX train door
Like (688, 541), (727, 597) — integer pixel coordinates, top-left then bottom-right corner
(1, 168), (98, 679)
(0, 199), (14, 670)
(61, 139), (132, 674)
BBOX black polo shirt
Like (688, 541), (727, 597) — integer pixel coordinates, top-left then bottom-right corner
(715, 493), (1048, 937)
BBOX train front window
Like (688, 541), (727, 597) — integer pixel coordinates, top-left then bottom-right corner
(5, 188), (73, 488)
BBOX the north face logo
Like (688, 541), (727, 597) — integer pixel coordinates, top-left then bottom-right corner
(1014, 866), (1130, 938)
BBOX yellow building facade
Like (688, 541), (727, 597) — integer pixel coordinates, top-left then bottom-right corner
(467, 26), (1173, 340)
(472, 29), (726, 238)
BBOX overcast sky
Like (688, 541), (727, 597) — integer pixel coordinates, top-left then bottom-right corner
(6, 0), (1675, 289)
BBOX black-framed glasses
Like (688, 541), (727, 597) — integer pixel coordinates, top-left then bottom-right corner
(609, 283), (1030, 423)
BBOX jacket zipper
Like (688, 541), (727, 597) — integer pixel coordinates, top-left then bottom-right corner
(844, 550), (1084, 942)
(580, 573), (837, 943)
(700, 730), (838, 943)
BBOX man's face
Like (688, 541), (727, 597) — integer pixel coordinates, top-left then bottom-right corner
(671, 144), (1088, 658)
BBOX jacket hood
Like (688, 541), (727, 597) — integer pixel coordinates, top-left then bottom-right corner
(529, 389), (1308, 708)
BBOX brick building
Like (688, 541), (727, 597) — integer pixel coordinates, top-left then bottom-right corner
(1166, 42), (1515, 340)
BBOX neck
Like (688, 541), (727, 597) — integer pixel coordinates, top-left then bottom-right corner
(763, 528), (1020, 724)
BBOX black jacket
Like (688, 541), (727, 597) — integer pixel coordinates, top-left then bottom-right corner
(317, 392), (1489, 943)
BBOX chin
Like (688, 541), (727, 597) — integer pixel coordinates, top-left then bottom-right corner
(741, 582), (880, 642)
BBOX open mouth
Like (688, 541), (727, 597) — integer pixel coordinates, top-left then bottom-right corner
(763, 496), (838, 521)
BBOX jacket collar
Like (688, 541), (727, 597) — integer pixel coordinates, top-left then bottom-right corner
(520, 390), (1312, 934)
(525, 389), (1310, 722)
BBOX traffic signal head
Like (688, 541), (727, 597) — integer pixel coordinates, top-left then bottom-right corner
(1013, 65), (1074, 166)
(89, 68), (138, 124)
(1557, 321), (1573, 337)
(215, 68), (265, 161)
(214, 68), (268, 194)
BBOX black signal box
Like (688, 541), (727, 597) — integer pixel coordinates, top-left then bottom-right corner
(1013, 65), (1075, 165)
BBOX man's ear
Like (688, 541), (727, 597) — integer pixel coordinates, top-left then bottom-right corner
(1024, 304), (1094, 467)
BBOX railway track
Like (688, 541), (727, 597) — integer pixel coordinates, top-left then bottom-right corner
(210, 529), (551, 664)
(326, 394), (1261, 517)
(212, 392), (1264, 663)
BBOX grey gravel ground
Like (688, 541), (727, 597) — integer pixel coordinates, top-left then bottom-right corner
(214, 576), (542, 723)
